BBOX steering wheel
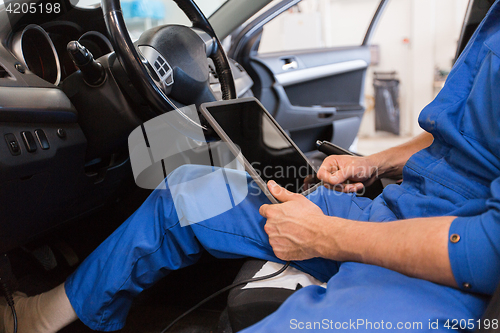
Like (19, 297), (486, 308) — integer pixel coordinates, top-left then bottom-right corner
(101, 0), (236, 117)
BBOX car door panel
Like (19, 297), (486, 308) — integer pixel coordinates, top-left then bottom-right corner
(249, 46), (370, 152)
(229, 0), (389, 152)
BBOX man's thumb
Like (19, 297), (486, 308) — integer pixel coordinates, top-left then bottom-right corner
(267, 180), (299, 202)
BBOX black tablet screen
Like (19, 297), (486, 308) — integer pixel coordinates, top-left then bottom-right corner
(204, 100), (320, 194)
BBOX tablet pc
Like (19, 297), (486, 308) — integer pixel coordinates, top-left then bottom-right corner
(200, 97), (322, 204)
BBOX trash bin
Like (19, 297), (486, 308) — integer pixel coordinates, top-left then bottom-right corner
(373, 71), (400, 135)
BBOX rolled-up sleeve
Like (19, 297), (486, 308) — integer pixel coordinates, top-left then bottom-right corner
(448, 177), (500, 295)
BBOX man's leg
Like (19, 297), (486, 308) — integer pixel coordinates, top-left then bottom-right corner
(0, 165), (367, 333)
(63, 165), (363, 331)
(242, 262), (490, 332)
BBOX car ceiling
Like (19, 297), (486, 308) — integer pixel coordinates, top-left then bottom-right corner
(209, 0), (274, 40)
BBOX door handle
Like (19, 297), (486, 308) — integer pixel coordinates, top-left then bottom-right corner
(282, 59), (298, 71)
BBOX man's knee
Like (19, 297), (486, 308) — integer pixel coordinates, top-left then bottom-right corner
(166, 165), (250, 226)
(165, 164), (212, 188)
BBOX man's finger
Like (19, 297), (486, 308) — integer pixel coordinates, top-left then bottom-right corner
(324, 182), (364, 193)
(343, 182), (365, 193)
(267, 180), (301, 202)
(317, 159), (339, 181)
(328, 168), (351, 185)
(317, 167), (331, 183)
(318, 161), (351, 186)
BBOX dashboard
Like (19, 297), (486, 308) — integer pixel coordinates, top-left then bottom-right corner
(0, 4), (114, 253)
(10, 23), (113, 85)
(0, 0), (254, 253)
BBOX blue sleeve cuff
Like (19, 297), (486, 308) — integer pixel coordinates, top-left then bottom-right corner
(449, 216), (500, 295)
(448, 217), (475, 292)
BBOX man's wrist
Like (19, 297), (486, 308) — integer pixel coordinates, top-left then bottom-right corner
(365, 154), (387, 180)
(367, 150), (403, 180)
(315, 217), (363, 263)
(367, 132), (434, 180)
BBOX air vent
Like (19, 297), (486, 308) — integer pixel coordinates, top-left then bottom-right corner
(0, 65), (9, 78)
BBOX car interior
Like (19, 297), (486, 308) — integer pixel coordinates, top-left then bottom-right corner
(0, 0), (499, 332)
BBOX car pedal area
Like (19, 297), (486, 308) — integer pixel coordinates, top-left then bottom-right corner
(22, 241), (80, 272)
(52, 242), (79, 267)
(23, 245), (58, 271)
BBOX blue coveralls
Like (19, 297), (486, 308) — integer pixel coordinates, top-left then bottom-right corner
(65, 2), (500, 332)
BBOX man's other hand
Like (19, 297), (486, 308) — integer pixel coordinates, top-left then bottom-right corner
(259, 181), (328, 261)
(317, 155), (379, 193)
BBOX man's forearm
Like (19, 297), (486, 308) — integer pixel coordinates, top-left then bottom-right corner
(315, 215), (457, 287)
(368, 132), (434, 180)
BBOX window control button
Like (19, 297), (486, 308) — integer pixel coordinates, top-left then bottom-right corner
(21, 131), (37, 152)
(10, 141), (18, 151)
(34, 129), (50, 150)
(5, 133), (21, 156)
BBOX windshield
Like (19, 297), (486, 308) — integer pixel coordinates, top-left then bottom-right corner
(72, 0), (229, 40)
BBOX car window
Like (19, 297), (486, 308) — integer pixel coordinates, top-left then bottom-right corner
(258, 0), (380, 54)
(121, 0), (229, 40)
(61, 0), (228, 40)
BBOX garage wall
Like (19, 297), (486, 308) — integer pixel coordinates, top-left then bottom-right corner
(258, 0), (469, 138)
(361, 0), (468, 137)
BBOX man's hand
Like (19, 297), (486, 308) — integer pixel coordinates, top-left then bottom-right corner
(317, 155), (379, 193)
(259, 181), (329, 261)
(317, 133), (435, 193)
(316, 133), (434, 193)
(258, 181), (457, 288)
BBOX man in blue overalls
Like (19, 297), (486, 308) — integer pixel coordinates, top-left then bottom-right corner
(2, 1), (500, 332)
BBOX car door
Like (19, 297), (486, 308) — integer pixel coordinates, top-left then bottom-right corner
(228, 0), (388, 153)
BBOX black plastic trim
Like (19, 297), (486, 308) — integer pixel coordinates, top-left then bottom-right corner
(0, 87), (77, 123)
